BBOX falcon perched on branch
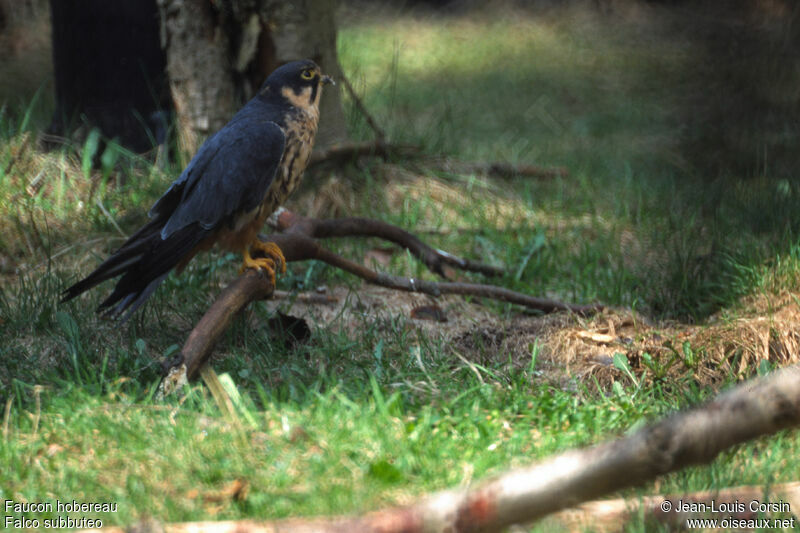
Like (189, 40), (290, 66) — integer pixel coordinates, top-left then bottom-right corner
(62, 59), (333, 320)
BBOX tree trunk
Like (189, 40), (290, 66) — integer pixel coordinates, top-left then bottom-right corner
(261, 0), (348, 147)
(157, 0), (348, 158)
(156, 0), (238, 159)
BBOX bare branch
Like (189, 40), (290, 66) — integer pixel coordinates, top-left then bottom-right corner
(271, 210), (504, 278)
(303, 235), (599, 315)
(101, 365), (800, 532)
(159, 269), (275, 388)
(484, 162), (569, 179)
(160, 210), (598, 388)
(264, 213), (597, 314)
(338, 71), (386, 141)
(308, 140), (419, 167)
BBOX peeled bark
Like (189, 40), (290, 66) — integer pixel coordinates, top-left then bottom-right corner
(156, 0), (237, 157)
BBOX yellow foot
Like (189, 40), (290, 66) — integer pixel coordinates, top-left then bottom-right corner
(239, 241), (286, 287)
(250, 240), (286, 274)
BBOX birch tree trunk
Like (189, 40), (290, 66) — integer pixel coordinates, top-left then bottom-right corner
(156, 0), (238, 158)
(157, 0), (347, 158)
(262, 0), (348, 147)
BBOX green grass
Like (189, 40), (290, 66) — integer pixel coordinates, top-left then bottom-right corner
(2, 4), (800, 531)
(4, 358), (798, 527)
(334, 7), (800, 322)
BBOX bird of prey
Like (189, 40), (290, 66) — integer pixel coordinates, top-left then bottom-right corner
(62, 59), (333, 320)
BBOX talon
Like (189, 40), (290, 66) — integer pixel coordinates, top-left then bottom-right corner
(250, 240), (287, 274)
(239, 247), (277, 286)
(239, 241), (286, 287)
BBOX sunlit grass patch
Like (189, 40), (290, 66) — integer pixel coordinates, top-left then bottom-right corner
(338, 5), (688, 171)
(2, 360), (799, 530)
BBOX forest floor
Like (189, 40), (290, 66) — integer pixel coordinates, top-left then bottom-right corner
(1, 2), (800, 531)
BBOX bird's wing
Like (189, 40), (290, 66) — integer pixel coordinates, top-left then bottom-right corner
(154, 114), (286, 239)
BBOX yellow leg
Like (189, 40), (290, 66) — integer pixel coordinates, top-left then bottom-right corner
(239, 241), (286, 287)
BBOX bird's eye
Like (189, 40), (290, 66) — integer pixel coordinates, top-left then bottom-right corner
(300, 69), (314, 80)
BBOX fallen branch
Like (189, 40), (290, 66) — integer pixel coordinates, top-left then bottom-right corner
(308, 140), (419, 167)
(434, 159), (569, 179)
(100, 365), (800, 532)
(275, 231), (597, 315)
(484, 161), (569, 179)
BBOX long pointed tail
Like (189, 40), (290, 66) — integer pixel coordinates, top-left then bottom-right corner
(62, 221), (207, 320)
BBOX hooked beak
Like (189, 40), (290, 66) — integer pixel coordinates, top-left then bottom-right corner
(321, 74), (335, 86)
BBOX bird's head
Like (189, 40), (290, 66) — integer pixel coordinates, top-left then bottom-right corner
(260, 59), (334, 112)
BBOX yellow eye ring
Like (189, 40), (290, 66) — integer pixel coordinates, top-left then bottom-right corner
(300, 69), (314, 80)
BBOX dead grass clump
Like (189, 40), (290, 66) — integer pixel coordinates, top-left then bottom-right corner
(0, 137), (89, 270)
(545, 292), (800, 390)
(0, 129), (161, 289)
(269, 281), (800, 392)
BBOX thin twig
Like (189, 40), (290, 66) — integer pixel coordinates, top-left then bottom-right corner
(28, 237), (108, 273)
(339, 71), (386, 141)
(433, 159), (569, 179)
(95, 198), (128, 238)
(305, 237), (599, 315)
(272, 290), (338, 304)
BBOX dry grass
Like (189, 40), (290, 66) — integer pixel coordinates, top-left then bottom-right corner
(5, 141), (799, 393)
(0, 134), (87, 266)
(261, 278), (800, 394)
(249, 158), (800, 392)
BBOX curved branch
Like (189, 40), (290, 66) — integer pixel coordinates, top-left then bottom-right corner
(161, 209), (599, 387)
(276, 232), (599, 315)
(272, 210), (505, 278)
(161, 225), (598, 388)
(159, 270), (275, 391)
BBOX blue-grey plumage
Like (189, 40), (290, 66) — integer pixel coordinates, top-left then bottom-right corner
(61, 59), (333, 320)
